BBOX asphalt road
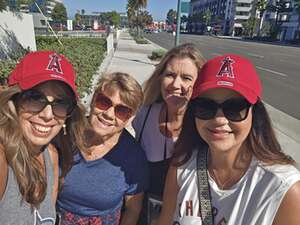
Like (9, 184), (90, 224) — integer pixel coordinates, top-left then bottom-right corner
(144, 32), (300, 120)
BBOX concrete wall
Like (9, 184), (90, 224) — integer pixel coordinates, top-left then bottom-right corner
(0, 10), (36, 60)
(106, 33), (114, 55)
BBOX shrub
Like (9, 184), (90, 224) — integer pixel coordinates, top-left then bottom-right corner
(134, 36), (149, 44)
(0, 37), (106, 96)
(149, 49), (166, 61)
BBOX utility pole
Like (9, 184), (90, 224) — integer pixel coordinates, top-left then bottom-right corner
(175, 0), (181, 46)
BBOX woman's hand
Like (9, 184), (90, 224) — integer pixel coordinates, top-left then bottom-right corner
(120, 192), (144, 225)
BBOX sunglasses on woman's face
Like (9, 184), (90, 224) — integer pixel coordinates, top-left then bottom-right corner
(94, 93), (133, 122)
(191, 97), (252, 122)
(17, 89), (76, 118)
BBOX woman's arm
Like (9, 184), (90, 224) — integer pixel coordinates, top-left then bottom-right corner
(0, 144), (8, 200)
(120, 192), (144, 225)
(48, 144), (59, 205)
(272, 181), (300, 225)
(157, 165), (179, 225)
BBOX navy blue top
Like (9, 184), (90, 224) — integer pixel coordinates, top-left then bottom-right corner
(57, 130), (149, 220)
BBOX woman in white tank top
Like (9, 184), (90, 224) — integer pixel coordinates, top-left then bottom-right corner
(158, 54), (300, 225)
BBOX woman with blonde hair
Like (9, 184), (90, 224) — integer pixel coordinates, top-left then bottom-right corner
(57, 72), (149, 225)
(0, 51), (86, 225)
(133, 43), (206, 198)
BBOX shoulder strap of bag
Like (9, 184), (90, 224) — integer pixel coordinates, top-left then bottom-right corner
(196, 148), (214, 225)
(137, 104), (153, 143)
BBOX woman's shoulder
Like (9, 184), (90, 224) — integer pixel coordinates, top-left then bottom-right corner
(0, 143), (8, 200)
(256, 160), (300, 185)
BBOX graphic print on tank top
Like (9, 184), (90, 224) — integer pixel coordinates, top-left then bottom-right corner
(33, 208), (55, 225)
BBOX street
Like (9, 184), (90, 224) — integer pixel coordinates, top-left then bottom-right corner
(145, 32), (300, 120)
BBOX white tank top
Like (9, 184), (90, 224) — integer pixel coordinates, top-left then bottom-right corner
(174, 151), (300, 225)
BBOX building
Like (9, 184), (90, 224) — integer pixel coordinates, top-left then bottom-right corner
(30, 0), (63, 18)
(273, 0), (298, 41)
(181, 0), (191, 17)
(190, 0), (255, 35)
(80, 13), (103, 29)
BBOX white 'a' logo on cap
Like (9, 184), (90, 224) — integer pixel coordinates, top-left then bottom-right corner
(46, 53), (63, 74)
(217, 56), (235, 78)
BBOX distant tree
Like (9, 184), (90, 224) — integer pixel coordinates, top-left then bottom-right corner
(52, 3), (67, 24)
(81, 9), (85, 15)
(166, 9), (177, 25)
(127, 0), (148, 36)
(181, 15), (188, 23)
(138, 10), (153, 27)
(242, 16), (259, 38)
(255, 0), (268, 37)
(102, 11), (121, 27)
(0, 0), (7, 11)
(74, 12), (81, 26)
(203, 9), (212, 25)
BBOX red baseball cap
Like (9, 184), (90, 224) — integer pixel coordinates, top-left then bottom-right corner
(8, 51), (78, 98)
(192, 54), (262, 104)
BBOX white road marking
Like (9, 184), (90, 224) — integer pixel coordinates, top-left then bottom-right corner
(211, 52), (222, 56)
(256, 66), (288, 77)
(247, 53), (264, 58)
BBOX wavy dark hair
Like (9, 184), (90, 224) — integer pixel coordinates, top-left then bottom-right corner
(173, 100), (294, 166)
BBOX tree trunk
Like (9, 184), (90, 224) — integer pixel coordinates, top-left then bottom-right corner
(258, 10), (265, 37)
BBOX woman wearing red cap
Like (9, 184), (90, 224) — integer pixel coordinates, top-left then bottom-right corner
(158, 54), (300, 225)
(0, 51), (87, 225)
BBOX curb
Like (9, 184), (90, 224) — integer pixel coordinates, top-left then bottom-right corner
(265, 102), (300, 143)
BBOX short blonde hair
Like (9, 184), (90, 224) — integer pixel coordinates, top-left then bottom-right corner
(92, 72), (143, 113)
(143, 43), (206, 105)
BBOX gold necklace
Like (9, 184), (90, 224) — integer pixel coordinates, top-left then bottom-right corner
(209, 168), (244, 190)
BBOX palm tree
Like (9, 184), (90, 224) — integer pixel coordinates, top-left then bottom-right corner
(0, 0), (7, 11)
(127, 0), (148, 36)
(255, 0), (268, 37)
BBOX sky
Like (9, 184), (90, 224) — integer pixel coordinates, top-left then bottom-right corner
(63, 0), (177, 21)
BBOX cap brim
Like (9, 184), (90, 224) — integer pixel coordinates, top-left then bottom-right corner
(18, 73), (78, 98)
(192, 81), (258, 104)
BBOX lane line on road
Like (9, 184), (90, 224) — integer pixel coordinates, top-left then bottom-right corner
(256, 66), (288, 77)
(211, 52), (222, 56)
(247, 53), (264, 58)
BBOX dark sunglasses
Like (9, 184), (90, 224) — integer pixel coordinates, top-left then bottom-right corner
(94, 93), (133, 121)
(191, 97), (252, 122)
(16, 89), (76, 118)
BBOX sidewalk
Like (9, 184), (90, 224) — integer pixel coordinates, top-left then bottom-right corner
(87, 30), (300, 166)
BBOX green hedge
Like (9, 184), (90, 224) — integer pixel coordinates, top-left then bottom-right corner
(0, 37), (106, 96)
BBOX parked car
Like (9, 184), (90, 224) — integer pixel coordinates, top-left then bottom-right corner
(144, 28), (152, 34)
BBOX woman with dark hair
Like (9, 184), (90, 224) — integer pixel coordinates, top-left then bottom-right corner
(158, 54), (300, 225)
(133, 43), (206, 199)
(0, 51), (86, 225)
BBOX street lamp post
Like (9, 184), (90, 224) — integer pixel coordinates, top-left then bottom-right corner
(175, 0), (182, 46)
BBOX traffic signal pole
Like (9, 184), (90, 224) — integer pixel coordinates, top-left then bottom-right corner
(175, 0), (181, 46)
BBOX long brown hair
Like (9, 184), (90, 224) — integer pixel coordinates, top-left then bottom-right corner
(143, 43), (206, 106)
(173, 100), (294, 166)
(0, 85), (87, 207)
